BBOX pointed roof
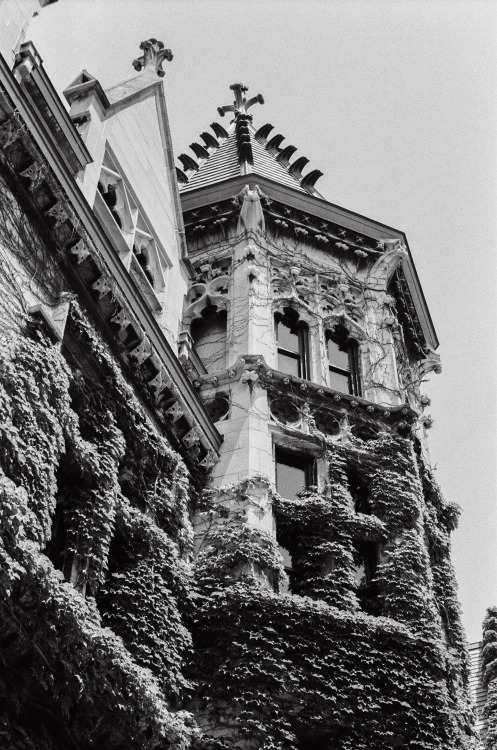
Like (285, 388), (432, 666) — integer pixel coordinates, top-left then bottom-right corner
(177, 83), (324, 198)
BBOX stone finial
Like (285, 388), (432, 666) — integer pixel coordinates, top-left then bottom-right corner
(132, 39), (173, 78)
(217, 83), (264, 119)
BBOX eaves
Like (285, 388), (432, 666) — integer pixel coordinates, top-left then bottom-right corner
(0, 53), (222, 454)
(181, 173), (439, 351)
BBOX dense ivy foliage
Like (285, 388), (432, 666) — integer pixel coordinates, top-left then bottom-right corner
(190, 436), (475, 749)
(0, 165), (474, 747)
(0, 308), (196, 749)
(0, 313), (475, 749)
(482, 607), (497, 748)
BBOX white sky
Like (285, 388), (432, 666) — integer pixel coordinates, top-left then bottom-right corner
(29, 0), (497, 643)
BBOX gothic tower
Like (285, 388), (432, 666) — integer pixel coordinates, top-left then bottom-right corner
(178, 84), (473, 749)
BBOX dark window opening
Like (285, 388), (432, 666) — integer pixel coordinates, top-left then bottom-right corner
(347, 468), (372, 515)
(275, 308), (309, 380)
(191, 306), (227, 372)
(327, 327), (361, 396)
(295, 728), (336, 750)
(133, 244), (155, 287)
(45, 501), (73, 581)
(98, 181), (122, 228)
(353, 540), (380, 615)
(275, 449), (315, 500)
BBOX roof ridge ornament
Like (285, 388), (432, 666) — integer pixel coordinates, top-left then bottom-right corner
(132, 39), (173, 78)
(217, 83), (264, 120)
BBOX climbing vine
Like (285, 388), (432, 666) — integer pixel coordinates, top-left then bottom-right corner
(482, 607), (497, 748)
(0, 303), (197, 747)
(190, 434), (475, 750)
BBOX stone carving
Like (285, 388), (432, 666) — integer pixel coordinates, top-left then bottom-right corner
(194, 259), (231, 285)
(45, 201), (71, 227)
(68, 238), (90, 264)
(20, 161), (47, 190)
(368, 239), (408, 290)
(132, 39), (173, 77)
(199, 451), (217, 470)
(148, 369), (173, 396)
(91, 276), (111, 298)
(129, 336), (151, 366)
(165, 401), (184, 422)
(234, 184), (266, 235)
(217, 82), (264, 119)
(320, 278), (365, 332)
(0, 116), (23, 148)
(183, 270), (231, 325)
(183, 426), (201, 448)
(271, 264), (365, 334)
(271, 264), (315, 310)
(418, 348), (442, 377)
(111, 308), (131, 332)
(241, 370), (258, 385)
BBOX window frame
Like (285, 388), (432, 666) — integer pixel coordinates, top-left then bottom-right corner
(326, 330), (361, 396)
(275, 447), (316, 500)
(275, 310), (310, 380)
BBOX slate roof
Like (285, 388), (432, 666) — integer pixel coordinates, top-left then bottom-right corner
(177, 84), (324, 197)
(180, 123), (313, 195)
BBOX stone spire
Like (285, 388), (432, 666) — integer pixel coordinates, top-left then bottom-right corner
(132, 39), (173, 77)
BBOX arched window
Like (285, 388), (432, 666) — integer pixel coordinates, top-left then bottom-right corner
(327, 327), (361, 396)
(275, 308), (309, 380)
(191, 306), (227, 372)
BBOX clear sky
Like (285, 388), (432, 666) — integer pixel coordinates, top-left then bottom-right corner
(30, 0), (496, 643)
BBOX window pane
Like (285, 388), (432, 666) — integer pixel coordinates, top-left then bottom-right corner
(328, 368), (350, 393)
(278, 321), (299, 353)
(278, 352), (300, 377)
(276, 461), (307, 500)
(327, 337), (350, 371)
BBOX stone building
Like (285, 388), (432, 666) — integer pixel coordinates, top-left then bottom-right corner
(0, 2), (476, 749)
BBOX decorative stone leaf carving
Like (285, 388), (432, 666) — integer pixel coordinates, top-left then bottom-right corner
(165, 401), (184, 422)
(129, 336), (151, 365)
(68, 238), (91, 264)
(45, 201), (71, 227)
(91, 276), (111, 298)
(183, 426), (201, 448)
(20, 161), (47, 190)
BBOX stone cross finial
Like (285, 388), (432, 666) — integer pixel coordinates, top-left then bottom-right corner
(217, 83), (264, 118)
(132, 39), (173, 77)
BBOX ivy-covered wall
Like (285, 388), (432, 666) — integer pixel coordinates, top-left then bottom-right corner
(0, 170), (199, 747)
(191, 434), (474, 749)
(0, 129), (475, 750)
(482, 607), (497, 748)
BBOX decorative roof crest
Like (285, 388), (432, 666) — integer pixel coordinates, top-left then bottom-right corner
(132, 39), (173, 78)
(217, 83), (264, 120)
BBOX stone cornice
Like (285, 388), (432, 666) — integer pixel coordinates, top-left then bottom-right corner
(190, 354), (417, 435)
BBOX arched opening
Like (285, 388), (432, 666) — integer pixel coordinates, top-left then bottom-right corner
(191, 305), (227, 372)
